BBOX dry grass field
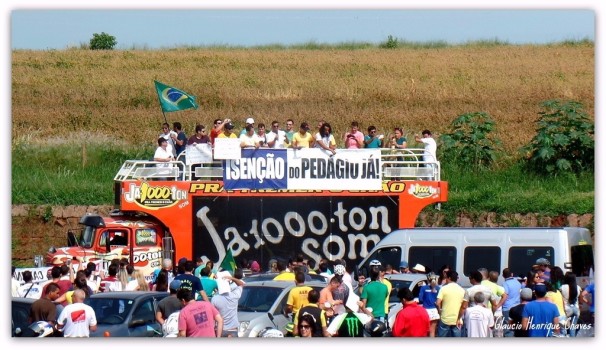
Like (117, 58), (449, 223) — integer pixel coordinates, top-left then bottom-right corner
(12, 44), (594, 155)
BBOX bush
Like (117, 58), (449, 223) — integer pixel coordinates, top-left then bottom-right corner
(439, 112), (502, 169)
(380, 35), (399, 49)
(89, 32), (117, 50)
(520, 100), (594, 174)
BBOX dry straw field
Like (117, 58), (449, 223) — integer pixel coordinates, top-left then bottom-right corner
(12, 45), (594, 154)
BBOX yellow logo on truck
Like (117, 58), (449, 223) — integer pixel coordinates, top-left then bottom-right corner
(124, 182), (187, 209)
(408, 184), (438, 198)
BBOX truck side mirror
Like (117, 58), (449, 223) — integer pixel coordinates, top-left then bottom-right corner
(67, 230), (78, 247)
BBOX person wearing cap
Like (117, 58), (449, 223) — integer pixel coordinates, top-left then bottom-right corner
(239, 124), (261, 148)
(343, 121), (364, 149)
(239, 117), (256, 136)
(522, 283), (560, 337)
(292, 122), (314, 149)
(156, 279), (184, 326)
(535, 258), (551, 282)
(399, 261), (410, 274)
(508, 287), (533, 337)
(217, 121), (237, 139)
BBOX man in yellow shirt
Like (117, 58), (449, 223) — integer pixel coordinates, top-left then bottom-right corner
(292, 122), (314, 149)
(217, 122), (238, 138)
(284, 271), (312, 320)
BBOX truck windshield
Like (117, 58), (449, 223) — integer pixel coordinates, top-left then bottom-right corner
(79, 226), (95, 248)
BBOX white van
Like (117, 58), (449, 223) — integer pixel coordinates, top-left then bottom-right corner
(357, 227), (594, 287)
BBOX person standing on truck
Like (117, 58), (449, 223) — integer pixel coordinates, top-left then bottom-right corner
(159, 122), (177, 157)
(210, 118), (229, 146)
(414, 129), (437, 163)
(172, 122), (187, 157)
(435, 270), (467, 337)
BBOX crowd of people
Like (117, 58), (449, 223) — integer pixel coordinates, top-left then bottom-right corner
(153, 117), (438, 162)
(12, 253), (594, 338)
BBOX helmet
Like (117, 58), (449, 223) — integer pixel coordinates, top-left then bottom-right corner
(29, 321), (54, 337)
(162, 311), (180, 337)
(334, 264), (346, 275)
(367, 320), (386, 337)
(258, 328), (284, 338)
(369, 259), (382, 267)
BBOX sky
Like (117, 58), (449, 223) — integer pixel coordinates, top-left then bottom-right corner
(9, 9), (596, 50)
(2, 0), (603, 345)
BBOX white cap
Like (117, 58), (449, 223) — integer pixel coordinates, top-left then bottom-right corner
(246, 117), (255, 124)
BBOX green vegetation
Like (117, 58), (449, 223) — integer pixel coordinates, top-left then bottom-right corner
(89, 32), (117, 50)
(520, 100), (594, 175)
(439, 112), (502, 169)
(11, 142), (594, 215)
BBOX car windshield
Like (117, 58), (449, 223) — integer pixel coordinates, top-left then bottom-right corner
(86, 297), (135, 325)
(238, 286), (283, 312)
(387, 279), (413, 303)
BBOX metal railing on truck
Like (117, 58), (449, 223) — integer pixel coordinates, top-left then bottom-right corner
(114, 148), (440, 182)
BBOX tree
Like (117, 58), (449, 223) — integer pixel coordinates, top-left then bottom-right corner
(89, 32), (117, 50)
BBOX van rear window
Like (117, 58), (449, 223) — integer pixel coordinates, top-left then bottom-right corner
(508, 247), (554, 278)
(464, 247), (501, 277)
(408, 246), (456, 275)
(571, 245), (593, 277)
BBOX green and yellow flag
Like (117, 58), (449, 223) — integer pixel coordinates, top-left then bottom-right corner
(154, 80), (199, 112)
(219, 248), (237, 274)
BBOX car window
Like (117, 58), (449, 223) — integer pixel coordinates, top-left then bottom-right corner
(387, 280), (412, 303)
(132, 299), (155, 323)
(87, 298), (135, 325)
(12, 301), (31, 328)
(239, 286), (283, 312)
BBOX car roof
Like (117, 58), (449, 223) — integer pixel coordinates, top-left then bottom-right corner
(385, 273), (428, 282)
(243, 273), (327, 282)
(89, 291), (169, 299)
(12, 297), (37, 304)
(243, 280), (326, 288)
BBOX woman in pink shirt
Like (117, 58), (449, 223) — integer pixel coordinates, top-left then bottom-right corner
(343, 121), (364, 149)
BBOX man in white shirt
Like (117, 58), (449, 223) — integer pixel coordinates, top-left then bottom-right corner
(159, 122), (177, 157)
(239, 125), (260, 148)
(17, 270), (43, 299)
(415, 129), (437, 162)
(266, 120), (289, 148)
(57, 289), (98, 337)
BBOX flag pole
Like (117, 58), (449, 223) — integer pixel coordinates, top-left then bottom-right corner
(162, 110), (168, 125)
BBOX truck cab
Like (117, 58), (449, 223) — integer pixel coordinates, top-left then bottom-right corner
(46, 210), (169, 277)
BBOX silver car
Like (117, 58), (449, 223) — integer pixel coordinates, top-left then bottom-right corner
(383, 273), (429, 327)
(237, 280), (326, 337)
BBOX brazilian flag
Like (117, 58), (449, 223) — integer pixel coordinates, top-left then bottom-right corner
(219, 248), (237, 274)
(154, 80), (199, 112)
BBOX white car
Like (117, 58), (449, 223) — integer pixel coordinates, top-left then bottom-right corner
(237, 280), (326, 337)
(382, 273), (429, 327)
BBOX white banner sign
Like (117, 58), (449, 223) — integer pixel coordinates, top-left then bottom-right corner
(287, 148), (382, 190)
(213, 138), (241, 160)
(185, 143), (213, 165)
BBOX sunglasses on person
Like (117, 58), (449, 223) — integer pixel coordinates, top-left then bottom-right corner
(216, 121), (222, 124)
(299, 324), (311, 329)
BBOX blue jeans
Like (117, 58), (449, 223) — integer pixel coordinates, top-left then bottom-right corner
(437, 320), (463, 337)
(567, 305), (581, 337)
(501, 310), (513, 337)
